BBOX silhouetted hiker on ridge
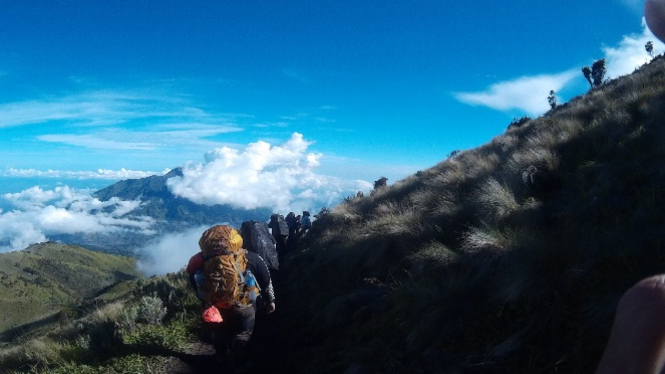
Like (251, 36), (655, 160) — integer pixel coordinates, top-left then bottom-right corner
(298, 210), (312, 236)
(285, 211), (299, 252)
(268, 213), (289, 257)
(300, 210), (311, 236)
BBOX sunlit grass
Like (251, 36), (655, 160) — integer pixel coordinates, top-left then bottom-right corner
(474, 178), (519, 222)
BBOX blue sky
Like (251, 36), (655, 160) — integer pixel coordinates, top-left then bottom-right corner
(0, 0), (663, 256)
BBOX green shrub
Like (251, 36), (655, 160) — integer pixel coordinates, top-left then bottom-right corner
(137, 295), (167, 325)
(116, 305), (139, 333)
(122, 321), (191, 352)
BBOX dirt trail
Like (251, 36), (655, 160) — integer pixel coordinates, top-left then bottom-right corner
(164, 264), (301, 373)
(163, 342), (218, 374)
(163, 310), (298, 374)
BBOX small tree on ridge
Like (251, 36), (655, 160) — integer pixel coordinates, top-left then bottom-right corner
(582, 58), (607, 88)
(547, 90), (557, 109)
(646, 41), (654, 59)
(371, 177), (388, 195)
(582, 66), (593, 88)
(591, 59), (606, 87)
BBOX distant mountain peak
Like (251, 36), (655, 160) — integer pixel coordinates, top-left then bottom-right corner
(93, 167), (182, 201)
(61, 167), (271, 254)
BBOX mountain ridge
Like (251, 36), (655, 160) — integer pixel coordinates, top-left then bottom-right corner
(53, 167), (273, 255)
(93, 167), (272, 226)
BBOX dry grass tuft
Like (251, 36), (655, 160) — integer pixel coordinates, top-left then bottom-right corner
(474, 178), (519, 221)
(461, 225), (519, 253)
(507, 146), (559, 174)
(90, 301), (126, 324)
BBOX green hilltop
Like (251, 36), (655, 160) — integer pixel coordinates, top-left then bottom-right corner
(3, 56), (665, 373)
(0, 242), (140, 337)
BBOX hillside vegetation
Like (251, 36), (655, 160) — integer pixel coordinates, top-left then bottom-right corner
(3, 57), (665, 374)
(277, 55), (665, 373)
(0, 242), (140, 336)
(0, 268), (200, 373)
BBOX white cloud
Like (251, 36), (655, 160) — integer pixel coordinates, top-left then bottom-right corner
(454, 71), (577, 116)
(602, 19), (665, 79)
(0, 92), (150, 128)
(37, 124), (243, 152)
(136, 225), (209, 276)
(167, 133), (373, 212)
(0, 186), (154, 253)
(0, 91), (222, 129)
(455, 21), (665, 116)
(38, 134), (157, 150)
(3, 167), (169, 180)
(0, 90), (245, 152)
(0, 133), (375, 256)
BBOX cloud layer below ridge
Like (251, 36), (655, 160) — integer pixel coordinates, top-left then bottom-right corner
(0, 133), (372, 260)
(0, 186), (153, 253)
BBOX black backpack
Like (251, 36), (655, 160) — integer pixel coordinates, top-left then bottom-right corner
(240, 221), (279, 270)
(270, 214), (290, 236)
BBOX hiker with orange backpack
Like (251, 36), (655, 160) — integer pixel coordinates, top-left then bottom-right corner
(186, 225), (275, 372)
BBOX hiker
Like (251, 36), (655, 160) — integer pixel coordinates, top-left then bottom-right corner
(285, 212), (298, 237)
(188, 225), (276, 372)
(285, 212), (299, 251)
(300, 210), (312, 236)
(595, 274), (665, 374)
(239, 220), (279, 272)
(268, 213), (289, 255)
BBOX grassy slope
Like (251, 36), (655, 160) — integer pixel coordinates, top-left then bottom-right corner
(274, 56), (665, 373)
(0, 242), (141, 334)
(0, 270), (201, 374)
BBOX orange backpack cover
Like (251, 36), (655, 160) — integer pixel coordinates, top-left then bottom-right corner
(198, 225), (259, 309)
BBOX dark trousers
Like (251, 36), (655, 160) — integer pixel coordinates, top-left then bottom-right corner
(207, 305), (256, 366)
(287, 233), (298, 252)
(273, 234), (288, 255)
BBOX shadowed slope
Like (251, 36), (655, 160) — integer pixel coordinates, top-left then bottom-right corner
(273, 56), (665, 373)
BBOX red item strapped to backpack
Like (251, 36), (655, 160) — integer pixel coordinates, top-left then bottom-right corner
(202, 305), (223, 323)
